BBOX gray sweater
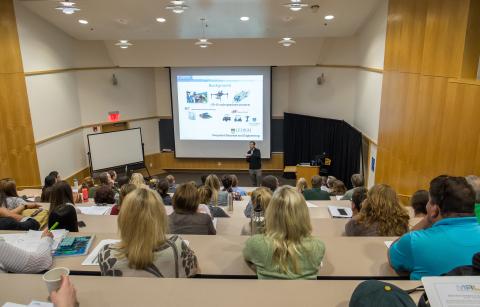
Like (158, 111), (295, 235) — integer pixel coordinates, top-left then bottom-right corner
(168, 212), (216, 235)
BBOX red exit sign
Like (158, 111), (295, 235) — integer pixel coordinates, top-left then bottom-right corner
(108, 111), (120, 122)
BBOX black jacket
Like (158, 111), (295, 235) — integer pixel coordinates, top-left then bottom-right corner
(48, 205), (79, 232)
(0, 217), (40, 231)
(246, 148), (261, 170)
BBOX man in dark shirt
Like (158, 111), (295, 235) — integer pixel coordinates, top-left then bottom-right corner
(246, 141), (262, 187)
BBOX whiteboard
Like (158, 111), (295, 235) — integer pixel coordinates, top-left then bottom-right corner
(87, 128), (144, 172)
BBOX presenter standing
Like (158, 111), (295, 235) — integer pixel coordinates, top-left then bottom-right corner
(246, 141), (262, 187)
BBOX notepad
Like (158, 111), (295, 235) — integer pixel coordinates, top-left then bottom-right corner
(306, 202), (318, 208)
(328, 206), (353, 218)
(78, 206), (111, 215)
(0, 230), (67, 253)
(82, 239), (120, 266)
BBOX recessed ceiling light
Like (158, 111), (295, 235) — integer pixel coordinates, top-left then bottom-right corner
(240, 16), (250, 21)
(115, 40), (133, 49)
(56, 1), (80, 15)
(156, 17), (166, 23)
(78, 19), (88, 24)
(278, 37), (296, 47)
(324, 15), (335, 20)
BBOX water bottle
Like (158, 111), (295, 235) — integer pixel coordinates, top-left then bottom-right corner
(227, 192), (234, 212)
(73, 178), (79, 192)
(251, 207), (265, 235)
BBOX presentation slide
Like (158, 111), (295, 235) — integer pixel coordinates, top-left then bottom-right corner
(177, 75), (263, 141)
(171, 67), (271, 159)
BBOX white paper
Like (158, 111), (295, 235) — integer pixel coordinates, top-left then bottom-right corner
(27, 198), (36, 202)
(2, 303), (26, 307)
(27, 302), (53, 307)
(78, 206), (111, 215)
(336, 196), (343, 200)
(26, 229), (68, 250)
(384, 241), (393, 248)
(423, 276), (480, 307)
(82, 239), (120, 266)
(0, 230), (64, 253)
(306, 202), (318, 208)
(212, 218), (218, 229)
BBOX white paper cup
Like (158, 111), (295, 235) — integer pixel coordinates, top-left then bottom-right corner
(42, 267), (70, 294)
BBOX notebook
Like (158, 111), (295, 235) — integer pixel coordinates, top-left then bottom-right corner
(328, 205), (353, 218)
(0, 230), (67, 253)
(53, 235), (95, 257)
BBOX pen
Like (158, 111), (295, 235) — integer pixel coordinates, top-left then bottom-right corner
(49, 222), (59, 231)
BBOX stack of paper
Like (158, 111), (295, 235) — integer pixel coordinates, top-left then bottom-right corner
(78, 206), (111, 215)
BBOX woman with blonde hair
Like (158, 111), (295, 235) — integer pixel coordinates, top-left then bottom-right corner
(296, 178), (308, 194)
(129, 173), (146, 188)
(241, 187), (272, 236)
(243, 186), (325, 279)
(98, 188), (198, 277)
(204, 174), (228, 206)
(345, 184), (409, 236)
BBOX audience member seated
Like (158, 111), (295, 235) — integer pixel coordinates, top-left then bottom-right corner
(205, 174), (228, 206)
(411, 190), (429, 218)
(322, 176), (336, 193)
(222, 175), (241, 200)
(231, 175), (247, 196)
(330, 180), (347, 196)
(49, 171), (61, 182)
(197, 186), (228, 218)
(94, 185), (116, 206)
(244, 175), (279, 218)
(81, 176), (95, 198)
(99, 188), (198, 277)
(117, 175), (130, 188)
(0, 229), (53, 273)
(156, 179), (172, 206)
(445, 252), (480, 276)
(130, 173), (146, 188)
(0, 191), (41, 230)
(351, 187), (368, 216)
(389, 175), (480, 280)
(199, 175), (208, 187)
(166, 175), (177, 193)
(345, 184), (409, 236)
(98, 172), (114, 188)
(48, 181), (79, 232)
(40, 174), (57, 202)
(296, 177), (307, 194)
(243, 186), (325, 279)
(342, 174), (364, 200)
(303, 175), (331, 201)
(111, 184), (136, 216)
(241, 187), (272, 236)
(168, 183), (216, 235)
(108, 170), (118, 186)
(0, 178), (26, 209)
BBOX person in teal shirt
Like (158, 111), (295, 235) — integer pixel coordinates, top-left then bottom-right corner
(303, 175), (331, 201)
(243, 186), (325, 279)
(389, 175), (480, 280)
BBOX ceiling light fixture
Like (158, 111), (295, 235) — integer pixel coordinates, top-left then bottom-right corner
(166, 1), (189, 14)
(282, 0), (309, 12)
(324, 15), (335, 20)
(115, 40), (133, 49)
(195, 18), (212, 48)
(278, 37), (296, 47)
(156, 17), (166, 23)
(55, 1), (80, 15)
(78, 19), (88, 24)
(240, 16), (250, 21)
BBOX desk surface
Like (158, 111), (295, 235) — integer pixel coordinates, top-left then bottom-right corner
(0, 274), (422, 307)
(47, 233), (400, 278)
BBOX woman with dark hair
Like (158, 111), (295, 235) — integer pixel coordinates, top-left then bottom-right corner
(0, 178), (26, 209)
(0, 191), (41, 230)
(48, 181), (79, 232)
(94, 185), (116, 206)
(156, 179), (172, 206)
(41, 174), (57, 202)
(48, 171), (60, 182)
(222, 175), (233, 193)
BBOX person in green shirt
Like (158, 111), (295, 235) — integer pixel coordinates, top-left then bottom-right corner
(341, 174), (365, 201)
(303, 175), (331, 200)
(243, 186), (325, 279)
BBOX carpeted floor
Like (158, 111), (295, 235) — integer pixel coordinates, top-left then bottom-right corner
(151, 170), (295, 187)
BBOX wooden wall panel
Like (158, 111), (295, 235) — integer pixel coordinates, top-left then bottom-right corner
(378, 0), (480, 197)
(0, 0), (40, 186)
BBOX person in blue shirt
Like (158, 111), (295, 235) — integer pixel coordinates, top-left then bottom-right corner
(231, 175), (247, 196)
(388, 175), (480, 280)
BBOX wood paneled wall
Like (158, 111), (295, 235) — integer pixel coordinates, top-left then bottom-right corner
(377, 0), (480, 195)
(0, 0), (40, 186)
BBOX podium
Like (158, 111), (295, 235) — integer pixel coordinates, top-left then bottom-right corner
(296, 165), (320, 188)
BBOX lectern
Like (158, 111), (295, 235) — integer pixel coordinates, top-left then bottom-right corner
(296, 165), (320, 188)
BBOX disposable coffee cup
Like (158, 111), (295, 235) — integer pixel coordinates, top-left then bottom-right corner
(43, 267), (70, 295)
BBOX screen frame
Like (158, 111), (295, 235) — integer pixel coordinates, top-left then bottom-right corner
(168, 66), (273, 159)
(87, 127), (145, 173)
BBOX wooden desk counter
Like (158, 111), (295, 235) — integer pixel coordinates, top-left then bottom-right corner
(0, 275), (422, 307)
(50, 233), (400, 278)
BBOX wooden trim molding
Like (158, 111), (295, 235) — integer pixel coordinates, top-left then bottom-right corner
(448, 78), (480, 86)
(24, 66), (119, 76)
(316, 64), (384, 74)
(35, 116), (162, 145)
